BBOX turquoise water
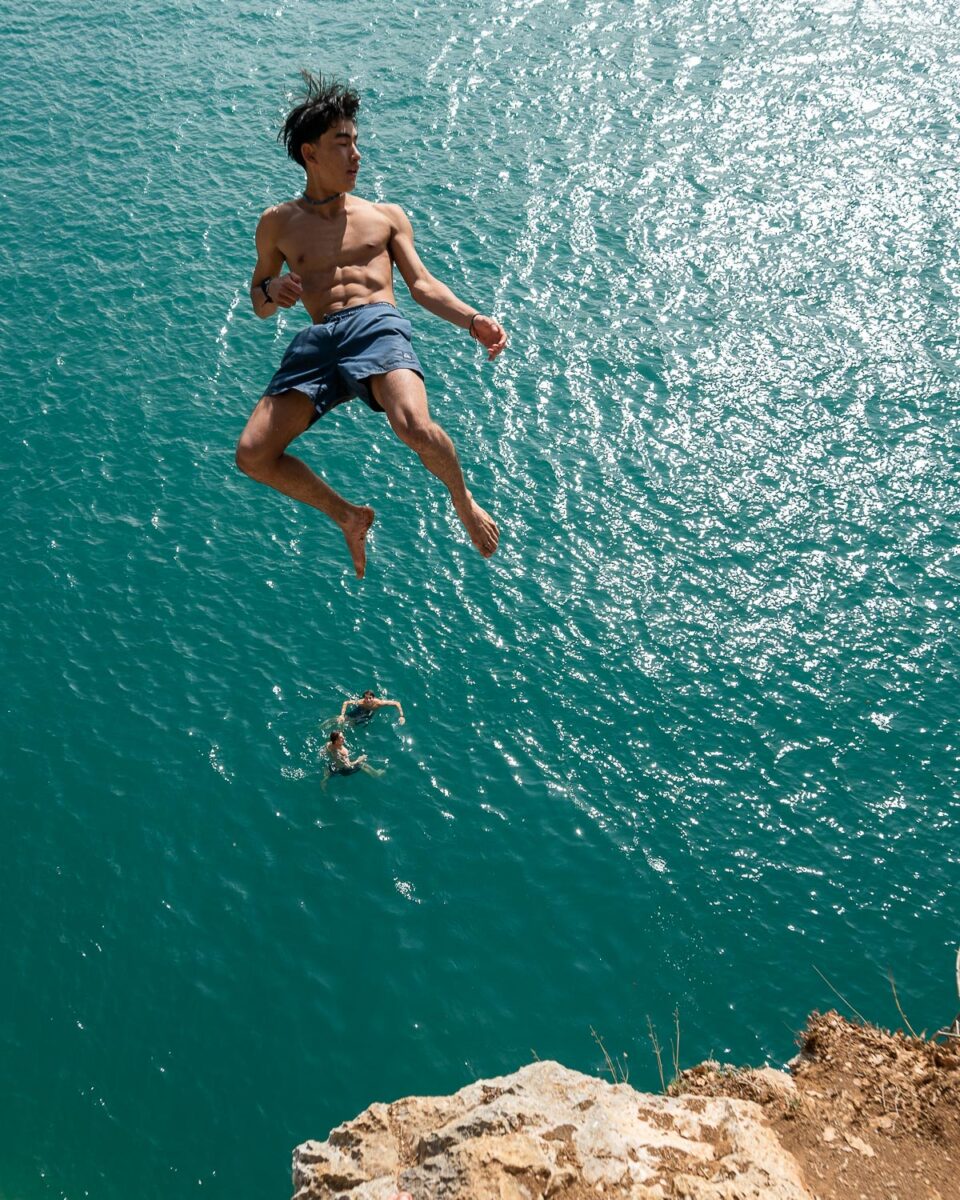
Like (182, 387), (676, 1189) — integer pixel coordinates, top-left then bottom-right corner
(3, 0), (959, 1196)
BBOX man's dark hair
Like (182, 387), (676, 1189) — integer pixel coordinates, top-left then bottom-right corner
(279, 70), (360, 168)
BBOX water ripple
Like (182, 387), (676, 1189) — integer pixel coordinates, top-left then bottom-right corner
(3, 2), (959, 1199)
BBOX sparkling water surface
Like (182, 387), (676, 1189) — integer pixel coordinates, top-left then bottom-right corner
(3, 0), (959, 1197)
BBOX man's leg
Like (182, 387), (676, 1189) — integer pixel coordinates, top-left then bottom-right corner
(235, 390), (374, 578)
(369, 370), (499, 558)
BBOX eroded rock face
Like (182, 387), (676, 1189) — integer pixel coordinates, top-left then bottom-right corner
(292, 1059), (813, 1199)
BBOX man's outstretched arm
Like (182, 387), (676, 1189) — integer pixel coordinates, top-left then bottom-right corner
(250, 208), (302, 318)
(386, 205), (507, 360)
(384, 699), (405, 724)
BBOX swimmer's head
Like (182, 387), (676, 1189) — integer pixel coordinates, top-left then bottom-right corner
(362, 690), (376, 701)
(329, 729), (343, 745)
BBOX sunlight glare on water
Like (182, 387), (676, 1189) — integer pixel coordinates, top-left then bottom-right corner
(2, 1), (958, 1197)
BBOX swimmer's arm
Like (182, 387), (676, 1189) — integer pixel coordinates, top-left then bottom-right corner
(383, 699), (405, 724)
(338, 698), (362, 724)
(251, 208), (302, 317)
(385, 204), (507, 360)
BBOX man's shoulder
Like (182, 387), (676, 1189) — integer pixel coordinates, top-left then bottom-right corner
(351, 197), (408, 224)
(258, 199), (301, 226)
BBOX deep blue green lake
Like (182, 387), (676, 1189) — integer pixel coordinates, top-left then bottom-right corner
(2, 0), (958, 1196)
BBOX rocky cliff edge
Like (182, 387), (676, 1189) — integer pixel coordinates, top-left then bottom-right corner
(292, 1012), (960, 1200)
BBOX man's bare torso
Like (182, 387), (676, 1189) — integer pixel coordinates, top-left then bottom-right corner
(269, 196), (398, 322)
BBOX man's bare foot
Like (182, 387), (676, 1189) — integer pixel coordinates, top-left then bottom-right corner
(338, 505), (375, 578)
(388, 1194), (413, 1200)
(455, 493), (499, 558)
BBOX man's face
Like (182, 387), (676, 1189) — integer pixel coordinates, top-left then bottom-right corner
(303, 121), (360, 190)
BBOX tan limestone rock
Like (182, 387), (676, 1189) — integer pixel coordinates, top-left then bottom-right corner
(292, 1060), (814, 1199)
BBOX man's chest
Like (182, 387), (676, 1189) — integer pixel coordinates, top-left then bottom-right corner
(280, 214), (392, 271)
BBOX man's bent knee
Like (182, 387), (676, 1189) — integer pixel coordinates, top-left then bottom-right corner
(236, 390), (315, 478)
(236, 436), (272, 480)
(394, 417), (442, 454)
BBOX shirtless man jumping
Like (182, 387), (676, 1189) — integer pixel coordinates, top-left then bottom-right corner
(237, 72), (507, 578)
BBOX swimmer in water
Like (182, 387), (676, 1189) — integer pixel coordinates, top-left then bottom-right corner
(323, 728), (384, 780)
(338, 689), (405, 726)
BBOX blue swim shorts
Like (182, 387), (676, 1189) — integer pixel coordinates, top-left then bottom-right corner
(264, 301), (424, 418)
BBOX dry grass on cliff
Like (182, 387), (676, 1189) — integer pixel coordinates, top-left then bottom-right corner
(676, 1010), (960, 1200)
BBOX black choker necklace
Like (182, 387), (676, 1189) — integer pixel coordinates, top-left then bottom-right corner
(301, 191), (343, 207)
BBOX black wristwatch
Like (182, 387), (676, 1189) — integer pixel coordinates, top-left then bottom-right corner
(259, 276), (273, 303)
